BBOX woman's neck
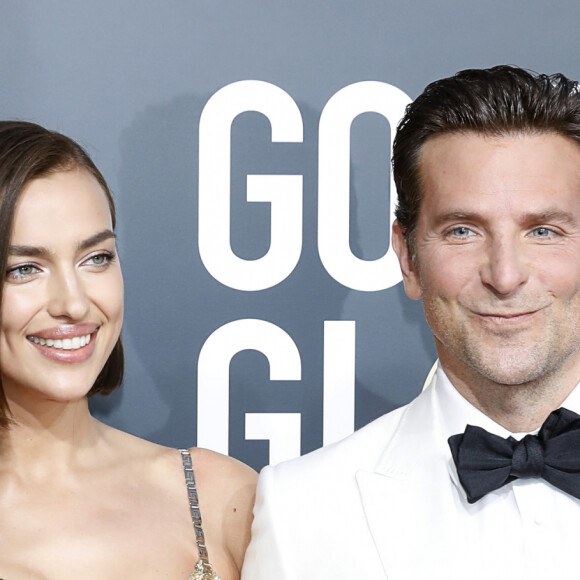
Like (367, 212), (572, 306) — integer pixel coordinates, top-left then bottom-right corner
(0, 397), (103, 477)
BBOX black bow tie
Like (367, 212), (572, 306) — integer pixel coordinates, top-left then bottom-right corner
(448, 408), (580, 504)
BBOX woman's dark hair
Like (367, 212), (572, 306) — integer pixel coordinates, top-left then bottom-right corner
(0, 121), (124, 428)
(393, 65), (580, 255)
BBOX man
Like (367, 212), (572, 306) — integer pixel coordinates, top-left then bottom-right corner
(241, 66), (580, 579)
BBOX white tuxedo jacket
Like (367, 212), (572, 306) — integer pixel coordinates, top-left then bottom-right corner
(242, 373), (468, 579)
(242, 371), (580, 579)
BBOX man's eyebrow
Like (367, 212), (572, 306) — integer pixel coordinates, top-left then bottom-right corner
(520, 210), (577, 225)
(8, 229), (116, 257)
(431, 211), (478, 227)
(431, 209), (578, 227)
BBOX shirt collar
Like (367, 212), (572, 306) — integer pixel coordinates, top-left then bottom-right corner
(434, 364), (580, 501)
(435, 365), (580, 441)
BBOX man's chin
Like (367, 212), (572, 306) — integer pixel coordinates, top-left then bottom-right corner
(443, 339), (554, 387)
(463, 354), (550, 388)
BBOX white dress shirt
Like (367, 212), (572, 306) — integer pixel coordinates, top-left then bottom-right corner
(434, 367), (580, 579)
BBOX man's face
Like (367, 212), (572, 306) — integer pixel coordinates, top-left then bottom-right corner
(393, 132), (580, 390)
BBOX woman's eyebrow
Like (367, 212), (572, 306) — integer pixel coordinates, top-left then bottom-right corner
(8, 229), (116, 257)
(77, 229), (116, 251)
(8, 244), (50, 257)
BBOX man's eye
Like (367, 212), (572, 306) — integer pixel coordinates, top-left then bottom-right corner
(531, 227), (553, 238)
(450, 227), (474, 238)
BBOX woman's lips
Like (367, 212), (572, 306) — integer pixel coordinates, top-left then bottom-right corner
(27, 333), (92, 350)
(27, 323), (98, 340)
(26, 325), (99, 363)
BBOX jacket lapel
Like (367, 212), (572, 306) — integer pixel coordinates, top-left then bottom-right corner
(356, 377), (464, 579)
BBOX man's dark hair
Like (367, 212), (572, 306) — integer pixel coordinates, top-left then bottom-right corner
(393, 65), (580, 254)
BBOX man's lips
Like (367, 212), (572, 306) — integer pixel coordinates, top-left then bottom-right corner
(474, 309), (543, 324)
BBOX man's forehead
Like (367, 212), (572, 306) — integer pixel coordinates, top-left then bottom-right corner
(419, 130), (580, 160)
(415, 131), (580, 220)
(418, 132), (580, 188)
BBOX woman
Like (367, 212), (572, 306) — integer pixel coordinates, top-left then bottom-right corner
(0, 121), (257, 580)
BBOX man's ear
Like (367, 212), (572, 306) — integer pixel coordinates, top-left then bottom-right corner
(392, 220), (422, 300)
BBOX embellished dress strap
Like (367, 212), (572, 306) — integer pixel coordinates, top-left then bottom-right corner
(180, 449), (221, 580)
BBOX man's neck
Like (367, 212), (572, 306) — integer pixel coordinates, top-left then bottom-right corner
(440, 359), (580, 433)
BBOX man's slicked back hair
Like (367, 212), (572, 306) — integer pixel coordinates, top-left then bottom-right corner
(393, 65), (580, 253)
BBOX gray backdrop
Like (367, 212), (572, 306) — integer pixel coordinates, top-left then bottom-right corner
(2, 1), (579, 471)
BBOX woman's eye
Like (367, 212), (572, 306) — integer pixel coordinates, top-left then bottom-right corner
(84, 252), (115, 267)
(6, 264), (39, 280)
(90, 254), (107, 265)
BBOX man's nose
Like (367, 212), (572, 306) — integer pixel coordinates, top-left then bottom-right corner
(479, 236), (529, 296)
(46, 269), (90, 321)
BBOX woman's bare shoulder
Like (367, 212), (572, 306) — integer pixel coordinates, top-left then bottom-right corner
(95, 423), (189, 484)
(189, 447), (257, 485)
(188, 447), (257, 518)
(88, 425), (258, 575)
(189, 447), (258, 569)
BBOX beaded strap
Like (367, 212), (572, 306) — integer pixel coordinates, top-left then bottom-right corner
(180, 449), (221, 580)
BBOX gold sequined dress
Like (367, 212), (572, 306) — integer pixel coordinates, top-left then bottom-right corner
(180, 449), (221, 580)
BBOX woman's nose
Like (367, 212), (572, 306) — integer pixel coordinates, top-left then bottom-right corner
(46, 269), (90, 321)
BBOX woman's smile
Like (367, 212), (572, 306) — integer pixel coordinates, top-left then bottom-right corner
(26, 324), (99, 364)
(0, 168), (124, 402)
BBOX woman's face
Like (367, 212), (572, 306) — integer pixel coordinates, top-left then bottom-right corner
(0, 168), (123, 407)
